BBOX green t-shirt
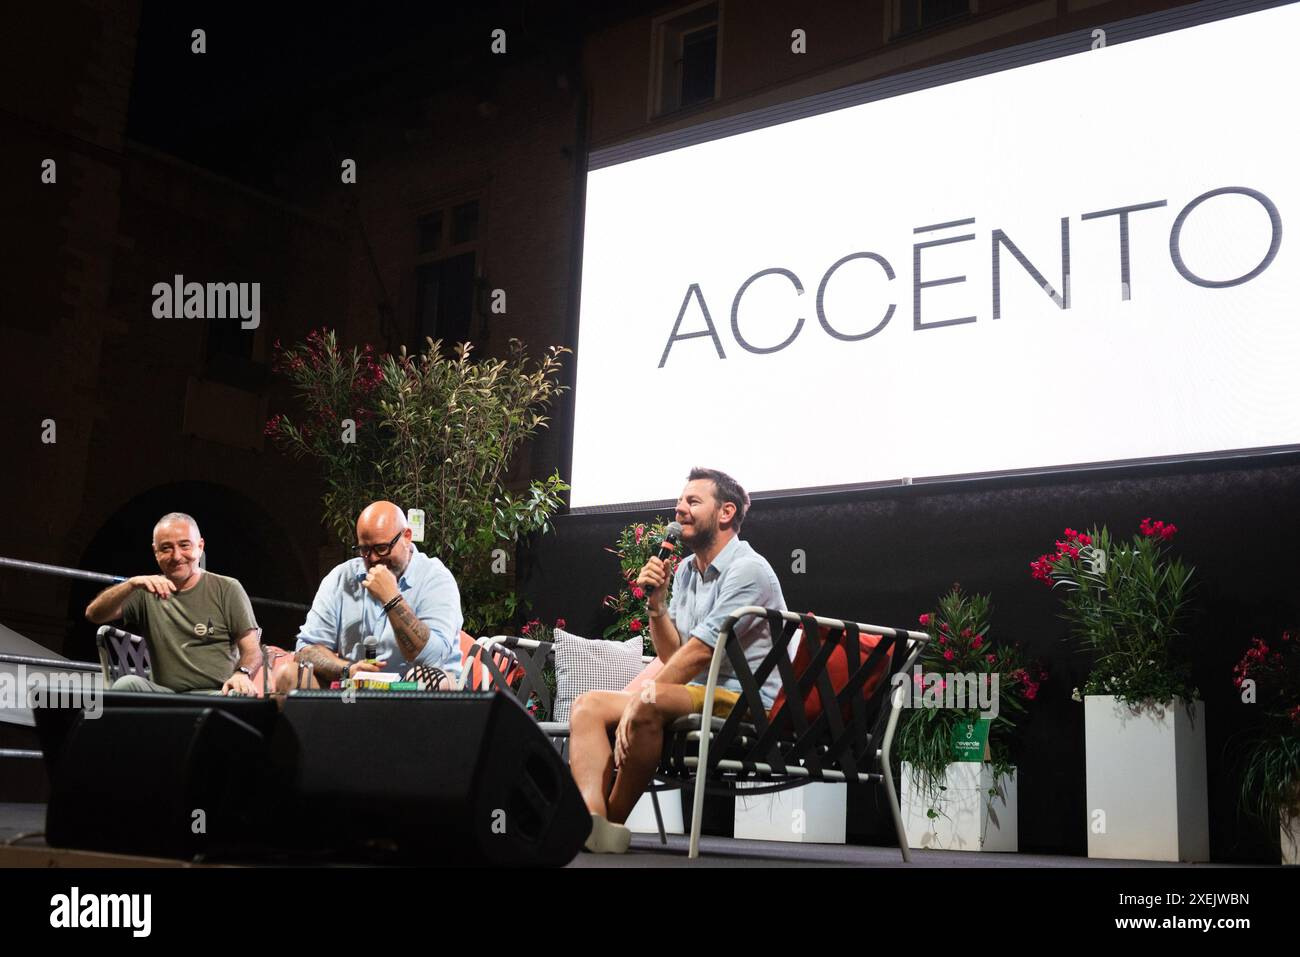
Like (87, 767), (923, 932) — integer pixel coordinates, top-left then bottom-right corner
(122, 571), (258, 692)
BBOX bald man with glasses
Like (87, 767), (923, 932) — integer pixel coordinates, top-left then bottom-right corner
(285, 501), (464, 690)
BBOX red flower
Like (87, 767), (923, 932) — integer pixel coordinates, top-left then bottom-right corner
(943, 650), (954, 661)
(1064, 528), (1079, 540)
(918, 613), (932, 626)
(971, 635), (984, 650)
(986, 654), (996, 664)
(1140, 517), (1176, 539)
(1078, 533), (1092, 546)
(263, 413), (283, 437)
(960, 628), (972, 638)
(632, 586), (645, 600)
(635, 524), (645, 545)
(938, 636), (947, 646)
(629, 619), (643, 633)
(555, 618), (566, 629)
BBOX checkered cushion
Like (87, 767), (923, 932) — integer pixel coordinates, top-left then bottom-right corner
(552, 628), (645, 722)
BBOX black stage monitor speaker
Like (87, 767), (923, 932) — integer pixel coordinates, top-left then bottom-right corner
(272, 690), (590, 866)
(43, 705), (269, 859)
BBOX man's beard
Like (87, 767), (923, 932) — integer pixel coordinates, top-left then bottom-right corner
(370, 552), (409, 577)
(686, 518), (718, 555)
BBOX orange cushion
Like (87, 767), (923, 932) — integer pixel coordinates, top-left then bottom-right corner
(769, 617), (889, 725)
(459, 631), (525, 690)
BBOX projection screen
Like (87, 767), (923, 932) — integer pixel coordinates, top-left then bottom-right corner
(570, 1), (1299, 512)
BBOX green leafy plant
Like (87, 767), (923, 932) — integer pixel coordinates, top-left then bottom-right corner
(602, 518), (680, 655)
(265, 329), (388, 540)
(267, 329), (570, 633)
(1031, 519), (1197, 707)
(894, 586), (1043, 821)
(1232, 632), (1300, 844)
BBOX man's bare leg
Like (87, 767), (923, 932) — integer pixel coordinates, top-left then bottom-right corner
(606, 683), (697, 824)
(271, 654), (320, 694)
(569, 690), (632, 818)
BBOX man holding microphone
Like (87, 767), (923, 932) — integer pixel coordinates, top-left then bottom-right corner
(568, 468), (787, 853)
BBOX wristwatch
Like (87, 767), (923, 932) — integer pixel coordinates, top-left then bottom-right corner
(237, 666), (253, 679)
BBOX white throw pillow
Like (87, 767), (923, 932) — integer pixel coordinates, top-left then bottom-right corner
(552, 628), (645, 723)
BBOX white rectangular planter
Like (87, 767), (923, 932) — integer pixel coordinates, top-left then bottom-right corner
(1282, 812), (1299, 866)
(733, 781), (847, 843)
(1084, 695), (1209, 862)
(624, 790), (684, 835)
(901, 762), (1018, 851)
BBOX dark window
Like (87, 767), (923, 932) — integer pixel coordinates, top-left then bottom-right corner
(415, 252), (476, 349)
(899, 0), (970, 35)
(207, 314), (255, 363)
(655, 3), (720, 115)
(418, 211), (443, 253)
(680, 25), (718, 108)
(451, 200), (479, 244)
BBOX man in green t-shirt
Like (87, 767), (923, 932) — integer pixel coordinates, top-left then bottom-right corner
(85, 512), (261, 695)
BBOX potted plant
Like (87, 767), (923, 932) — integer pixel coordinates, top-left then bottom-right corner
(895, 586), (1043, 851)
(602, 518), (680, 655)
(1030, 519), (1207, 861)
(267, 329), (570, 633)
(1231, 632), (1300, 863)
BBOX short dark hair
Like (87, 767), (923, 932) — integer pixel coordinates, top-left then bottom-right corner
(687, 467), (750, 530)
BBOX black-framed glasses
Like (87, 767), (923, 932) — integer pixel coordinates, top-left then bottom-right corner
(352, 530), (402, 559)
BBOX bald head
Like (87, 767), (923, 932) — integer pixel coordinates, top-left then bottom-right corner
(357, 501), (407, 537)
(355, 501), (413, 573)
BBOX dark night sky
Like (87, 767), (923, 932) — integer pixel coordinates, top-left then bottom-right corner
(124, 0), (652, 191)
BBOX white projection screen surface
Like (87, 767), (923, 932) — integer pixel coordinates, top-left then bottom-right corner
(570, 3), (1299, 512)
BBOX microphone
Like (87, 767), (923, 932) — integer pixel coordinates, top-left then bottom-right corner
(363, 635), (378, 662)
(645, 522), (683, 598)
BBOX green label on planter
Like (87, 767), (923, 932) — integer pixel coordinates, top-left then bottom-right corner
(951, 719), (991, 762)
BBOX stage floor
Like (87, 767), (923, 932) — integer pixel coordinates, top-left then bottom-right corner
(0, 804), (1249, 868)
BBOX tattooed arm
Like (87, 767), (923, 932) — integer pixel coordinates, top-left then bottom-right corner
(296, 644), (353, 683)
(385, 596), (430, 662)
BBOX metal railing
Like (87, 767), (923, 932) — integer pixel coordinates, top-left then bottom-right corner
(0, 652), (98, 673)
(0, 556), (309, 612)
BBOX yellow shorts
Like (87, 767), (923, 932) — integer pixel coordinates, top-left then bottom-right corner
(685, 684), (742, 717)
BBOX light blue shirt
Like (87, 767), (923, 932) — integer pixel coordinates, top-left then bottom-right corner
(668, 535), (786, 710)
(296, 546), (464, 679)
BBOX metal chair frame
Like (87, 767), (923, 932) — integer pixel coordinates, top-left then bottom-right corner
(654, 606), (929, 860)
